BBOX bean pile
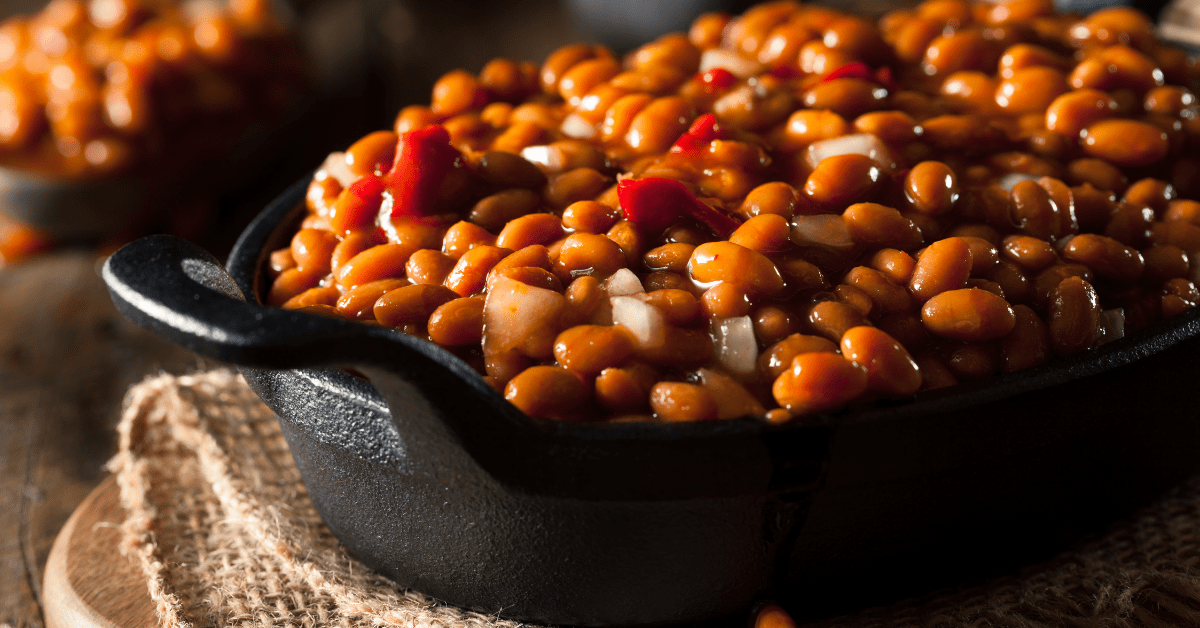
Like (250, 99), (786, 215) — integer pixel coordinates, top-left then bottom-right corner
(0, 0), (304, 177)
(270, 0), (1200, 423)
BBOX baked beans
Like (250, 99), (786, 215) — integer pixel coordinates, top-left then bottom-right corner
(268, 0), (1200, 423)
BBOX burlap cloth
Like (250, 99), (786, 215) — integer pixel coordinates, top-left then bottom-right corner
(108, 369), (1200, 628)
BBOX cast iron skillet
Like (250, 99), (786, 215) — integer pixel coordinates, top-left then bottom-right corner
(103, 178), (1200, 627)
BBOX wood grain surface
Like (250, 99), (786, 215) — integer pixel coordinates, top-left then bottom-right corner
(0, 252), (209, 628)
(42, 476), (154, 628)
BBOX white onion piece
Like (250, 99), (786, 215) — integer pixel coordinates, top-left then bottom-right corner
(1098, 308), (1125, 345)
(603, 268), (644, 296)
(520, 145), (563, 171)
(699, 48), (765, 78)
(319, 151), (356, 188)
(697, 368), (766, 419)
(711, 316), (758, 378)
(803, 133), (893, 171)
(560, 113), (597, 139)
(997, 172), (1040, 192)
(790, 214), (856, 251)
(482, 276), (565, 356)
(612, 296), (666, 349)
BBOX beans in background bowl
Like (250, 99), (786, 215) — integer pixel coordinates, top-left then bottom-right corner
(268, 0), (1200, 424)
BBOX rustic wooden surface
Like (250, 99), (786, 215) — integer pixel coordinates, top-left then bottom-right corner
(42, 476), (154, 628)
(0, 252), (211, 628)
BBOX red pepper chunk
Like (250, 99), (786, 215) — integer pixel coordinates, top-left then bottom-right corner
(700, 68), (736, 93)
(385, 124), (463, 218)
(822, 61), (898, 92)
(617, 177), (741, 238)
(329, 175), (386, 234)
(670, 113), (733, 154)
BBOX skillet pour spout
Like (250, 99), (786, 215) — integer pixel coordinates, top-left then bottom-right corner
(102, 179), (1200, 626)
(102, 227), (829, 627)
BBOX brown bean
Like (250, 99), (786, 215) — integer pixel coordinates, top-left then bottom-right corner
(477, 150), (546, 188)
(739, 181), (802, 218)
(843, 203), (923, 250)
(867, 249), (916, 284)
(1048, 276), (1101, 357)
(729, 214), (791, 255)
(758, 333), (839, 380)
(643, 243), (696, 274)
(1030, 263), (1094, 311)
(445, 245), (512, 296)
(405, 249), (456, 286)
(982, 260), (1031, 304)
(290, 228), (338, 277)
(844, 266), (914, 313)
(1000, 303), (1051, 372)
(804, 153), (881, 210)
(701, 282), (754, 319)
(650, 382), (718, 422)
(443, 221), (497, 259)
(1001, 234), (1058, 271)
(337, 243), (419, 289)
(345, 130), (398, 177)
(496, 213), (564, 250)
(840, 326), (921, 397)
(690, 241), (785, 296)
(807, 299), (866, 342)
(562, 200), (620, 234)
(772, 351), (868, 414)
(904, 161), (959, 216)
(469, 189), (541, 232)
(552, 325), (636, 375)
(1081, 119), (1169, 167)
(921, 288), (1017, 341)
(335, 278), (409, 320)
(1060, 233), (1144, 284)
(594, 366), (653, 413)
(909, 237), (972, 302)
(282, 286), (341, 310)
(428, 296), (485, 346)
(555, 233), (627, 281)
(374, 283), (459, 328)
(1140, 244), (1190, 287)
(752, 305), (802, 347)
(505, 366), (589, 420)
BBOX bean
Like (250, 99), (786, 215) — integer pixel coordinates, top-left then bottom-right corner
(1140, 244), (1190, 287)
(1030, 263), (1093, 310)
(374, 283), (459, 328)
(505, 366), (589, 420)
(445, 245), (511, 296)
(921, 288), (1017, 341)
(1008, 179), (1062, 240)
(740, 181), (801, 218)
(915, 353), (958, 390)
(563, 200), (620, 234)
(290, 228), (338, 277)
(344, 130), (398, 178)
(1081, 119), (1169, 167)
(904, 161), (959, 216)
(1122, 178), (1176, 213)
(807, 299), (866, 342)
(337, 243), (418, 289)
(644, 243), (696, 274)
(942, 341), (1001, 381)
(752, 305), (802, 346)
(282, 286), (340, 310)
(982, 260), (1031, 304)
(638, 327), (713, 366)
(428, 296), (485, 346)
(1164, 199), (1200, 225)
(729, 214), (791, 255)
(701, 282), (754, 319)
(835, 284), (874, 317)
(909, 237), (972, 302)
(1001, 234), (1058, 271)
(1048, 276), (1101, 357)
(1060, 233), (1144, 284)
(650, 382), (718, 422)
(406, 249), (456, 285)
(555, 233), (627, 281)
(758, 333), (839, 380)
(843, 203), (923, 250)
(1103, 202), (1154, 249)
(496, 213), (564, 250)
(1068, 160), (1127, 195)
(477, 150), (546, 188)
(772, 351), (868, 414)
(995, 67), (1068, 115)
(867, 249), (916, 284)
(335, 278), (408, 320)
(998, 304), (1050, 372)
(803, 153), (881, 210)
(841, 326), (921, 397)
(552, 325), (636, 375)
(469, 189), (541, 232)
(844, 266), (914, 313)
(853, 111), (920, 144)
(801, 78), (887, 118)
(443, 221), (496, 259)
(690, 241), (785, 296)
(489, 244), (552, 279)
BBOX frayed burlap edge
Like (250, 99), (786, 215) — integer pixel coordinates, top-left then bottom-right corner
(108, 369), (526, 628)
(106, 369), (1200, 628)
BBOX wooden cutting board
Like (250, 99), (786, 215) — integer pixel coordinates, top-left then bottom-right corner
(42, 475), (156, 628)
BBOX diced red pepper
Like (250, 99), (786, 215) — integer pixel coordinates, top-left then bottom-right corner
(617, 177), (740, 238)
(770, 64), (802, 80)
(822, 61), (874, 83)
(821, 61), (899, 92)
(670, 113), (733, 154)
(700, 68), (736, 93)
(329, 175), (386, 234)
(385, 124), (463, 218)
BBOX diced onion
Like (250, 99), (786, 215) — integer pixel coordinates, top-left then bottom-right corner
(791, 214), (856, 251)
(997, 172), (1040, 192)
(1098, 308), (1125, 345)
(604, 268), (644, 296)
(612, 296), (666, 348)
(319, 151), (356, 188)
(699, 48), (765, 78)
(560, 113), (597, 139)
(520, 145), (562, 171)
(711, 316), (758, 377)
(803, 133), (893, 171)
(482, 276), (566, 355)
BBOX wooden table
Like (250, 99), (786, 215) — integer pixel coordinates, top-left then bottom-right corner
(0, 252), (206, 628)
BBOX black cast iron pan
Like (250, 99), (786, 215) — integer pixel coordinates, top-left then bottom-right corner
(102, 177), (1200, 626)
